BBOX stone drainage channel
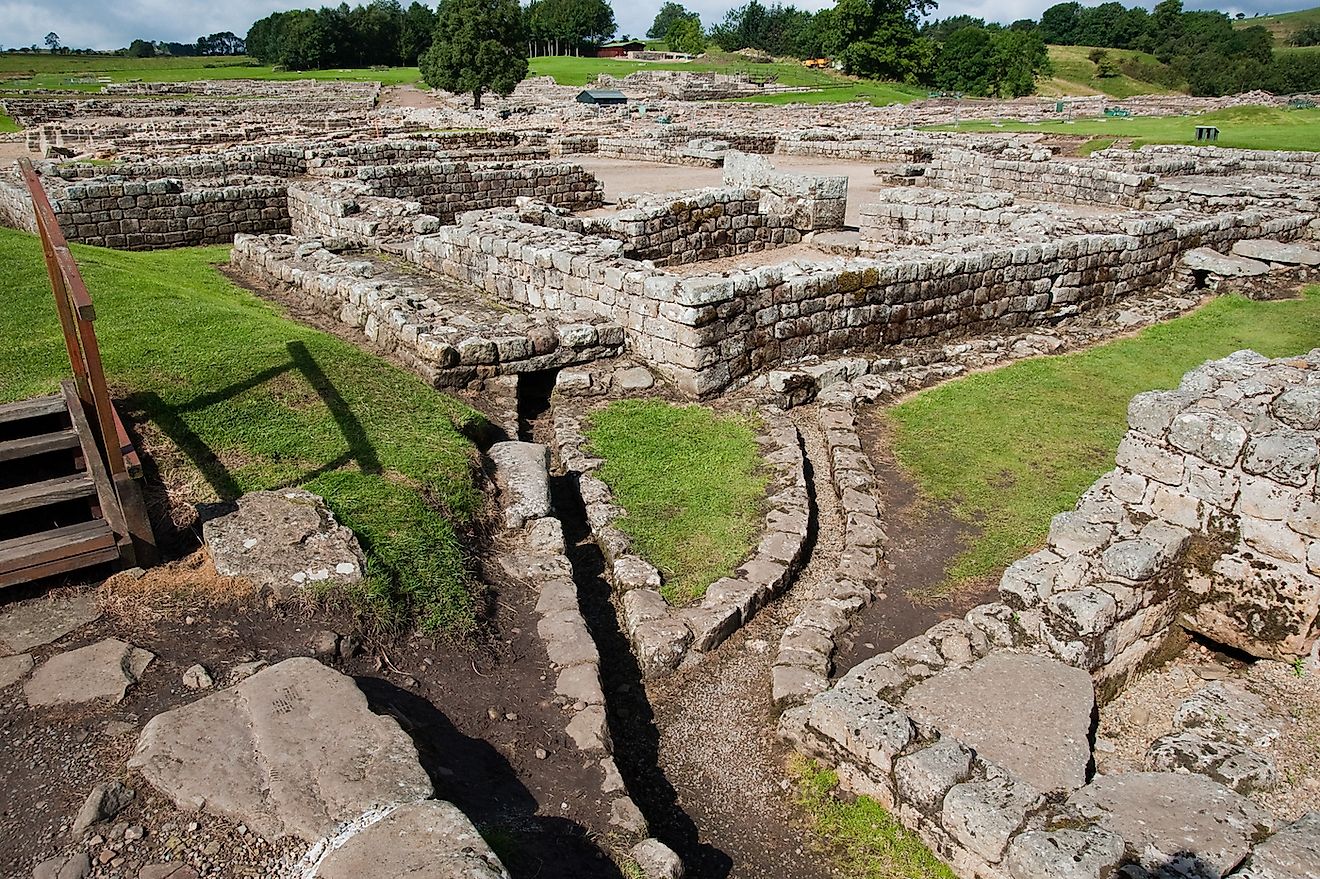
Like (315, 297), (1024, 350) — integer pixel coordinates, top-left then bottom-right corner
(518, 375), (845, 879)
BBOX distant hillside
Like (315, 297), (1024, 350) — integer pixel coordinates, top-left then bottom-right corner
(1038, 45), (1183, 98)
(1235, 6), (1320, 43)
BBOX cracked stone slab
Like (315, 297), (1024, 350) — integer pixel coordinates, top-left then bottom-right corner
(1182, 248), (1270, 278)
(489, 441), (552, 529)
(1067, 771), (1274, 878)
(311, 801), (509, 878)
(24, 639), (154, 707)
(1233, 812), (1320, 879)
(1231, 239), (1320, 267)
(0, 592), (100, 653)
(129, 657), (432, 843)
(901, 651), (1095, 794)
(202, 489), (365, 598)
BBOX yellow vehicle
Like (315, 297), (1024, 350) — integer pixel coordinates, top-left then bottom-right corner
(802, 57), (831, 69)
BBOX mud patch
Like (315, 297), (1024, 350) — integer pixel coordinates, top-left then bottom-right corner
(832, 407), (995, 676)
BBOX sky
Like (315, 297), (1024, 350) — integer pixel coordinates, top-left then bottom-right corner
(0, 0), (1306, 52)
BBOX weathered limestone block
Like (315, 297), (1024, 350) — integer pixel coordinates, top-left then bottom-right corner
(25, 639), (154, 707)
(129, 658), (433, 842)
(942, 772), (1044, 864)
(312, 801), (509, 878)
(202, 489), (364, 597)
(1231, 812), (1320, 879)
(900, 652), (1095, 794)
(489, 442), (553, 529)
(1068, 772), (1273, 878)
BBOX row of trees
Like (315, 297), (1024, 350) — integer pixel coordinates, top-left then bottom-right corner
(27, 31), (245, 58)
(246, 1), (440, 69)
(525, 0), (616, 55)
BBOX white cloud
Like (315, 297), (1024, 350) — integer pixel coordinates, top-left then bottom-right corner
(0, 0), (1303, 53)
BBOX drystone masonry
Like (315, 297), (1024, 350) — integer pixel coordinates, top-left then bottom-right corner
(782, 351), (1320, 879)
(350, 160), (602, 223)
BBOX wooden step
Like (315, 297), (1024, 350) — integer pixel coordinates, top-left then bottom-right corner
(0, 473), (96, 516)
(0, 519), (118, 588)
(0, 395), (66, 426)
(0, 429), (81, 463)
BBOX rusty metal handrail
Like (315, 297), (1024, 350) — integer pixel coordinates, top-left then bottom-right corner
(18, 158), (126, 477)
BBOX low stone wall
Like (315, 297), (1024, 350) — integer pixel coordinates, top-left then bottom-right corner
(922, 148), (1158, 208)
(231, 234), (625, 388)
(781, 351), (1320, 879)
(723, 151), (847, 232)
(1094, 144), (1320, 179)
(597, 137), (725, 167)
(552, 404), (810, 677)
(353, 160), (602, 222)
(287, 181), (440, 244)
(608, 187), (798, 265)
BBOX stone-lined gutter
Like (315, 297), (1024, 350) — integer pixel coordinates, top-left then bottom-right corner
(552, 402), (811, 678)
(771, 382), (888, 708)
(485, 441), (653, 843)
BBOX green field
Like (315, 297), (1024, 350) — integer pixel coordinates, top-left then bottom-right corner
(887, 286), (1320, 600)
(1039, 44), (1179, 98)
(932, 105), (1320, 151)
(0, 111), (17, 133)
(1236, 5), (1320, 42)
(0, 53), (422, 91)
(0, 227), (485, 635)
(586, 400), (767, 605)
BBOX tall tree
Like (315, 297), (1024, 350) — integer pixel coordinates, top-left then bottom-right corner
(649, 2), (699, 39)
(666, 17), (706, 54)
(44, 32), (60, 52)
(420, 0), (528, 109)
(398, 2), (437, 64)
(834, 0), (935, 82)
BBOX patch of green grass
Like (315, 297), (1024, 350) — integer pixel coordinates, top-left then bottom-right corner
(1076, 136), (1117, 156)
(731, 81), (926, 106)
(931, 105), (1320, 152)
(0, 110), (17, 132)
(0, 227), (485, 635)
(0, 53), (421, 90)
(586, 400), (767, 604)
(791, 756), (956, 879)
(1236, 5), (1320, 43)
(887, 287), (1320, 599)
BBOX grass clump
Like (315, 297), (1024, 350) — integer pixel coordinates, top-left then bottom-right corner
(887, 287), (1320, 599)
(586, 400), (766, 605)
(0, 111), (18, 133)
(791, 756), (956, 879)
(0, 227), (484, 636)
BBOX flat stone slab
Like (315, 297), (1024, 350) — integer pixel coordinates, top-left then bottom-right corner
(1234, 812), (1320, 879)
(312, 801), (509, 878)
(900, 651), (1094, 794)
(0, 653), (34, 689)
(24, 639), (154, 707)
(1231, 239), (1320, 267)
(1068, 771), (1274, 877)
(129, 657), (432, 843)
(202, 489), (365, 598)
(0, 592), (100, 653)
(1183, 248), (1270, 278)
(488, 442), (552, 529)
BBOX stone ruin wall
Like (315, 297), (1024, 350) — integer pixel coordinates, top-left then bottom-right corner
(351, 160), (603, 223)
(781, 350), (1320, 879)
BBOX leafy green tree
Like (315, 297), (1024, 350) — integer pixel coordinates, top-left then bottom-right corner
(835, 0), (935, 82)
(666, 17), (706, 54)
(990, 27), (1050, 94)
(935, 26), (993, 94)
(127, 38), (157, 58)
(1038, 2), (1081, 43)
(399, 2), (437, 63)
(1291, 23), (1320, 47)
(420, 0), (527, 109)
(649, 2), (699, 39)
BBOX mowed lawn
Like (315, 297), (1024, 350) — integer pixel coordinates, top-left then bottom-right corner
(586, 400), (767, 605)
(0, 53), (422, 91)
(0, 228), (486, 635)
(887, 287), (1320, 598)
(933, 105), (1320, 151)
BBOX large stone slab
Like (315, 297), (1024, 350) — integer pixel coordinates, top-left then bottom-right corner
(24, 639), (154, 707)
(0, 592), (100, 653)
(488, 441), (552, 529)
(0, 653), (33, 689)
(1233, 812), (1320, 879)
(1231, 239), (1320, 267)
(901, 651), (1095, 794)
(129, 657), (432, 842)
(1183, 248), (1270, 278)
(311, 801), (509, 878)
(202, 489), (365, 598)
(1067, 771), (1273, 878)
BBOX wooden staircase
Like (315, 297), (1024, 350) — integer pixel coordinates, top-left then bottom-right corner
(1, 159), (155, 590)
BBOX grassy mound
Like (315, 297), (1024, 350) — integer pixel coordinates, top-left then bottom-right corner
(886, 287), (1320, 600)
(586, 400), (766, 605)
(1041, 45), (1179, 98)
(0, 228), (485, 635)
